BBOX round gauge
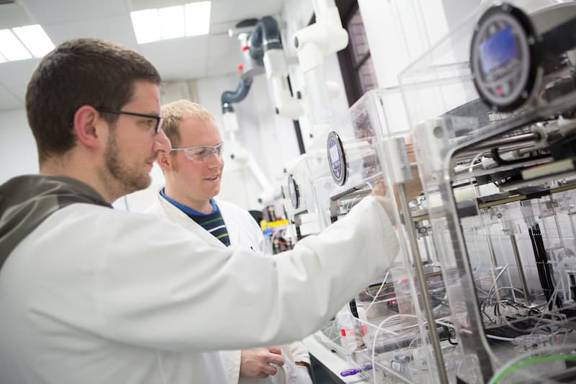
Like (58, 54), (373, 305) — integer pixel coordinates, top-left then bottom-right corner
(287, 174), (300, 209)
(470, 3), (538, 112)
(326, 131), (347, 186)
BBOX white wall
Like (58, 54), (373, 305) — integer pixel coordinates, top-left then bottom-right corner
(0, 109), (37, 184)
(359, 0), (480, 88)
(354, 0), (481, 136)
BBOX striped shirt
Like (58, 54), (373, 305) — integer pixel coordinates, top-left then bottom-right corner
(160, 189), (230, 246)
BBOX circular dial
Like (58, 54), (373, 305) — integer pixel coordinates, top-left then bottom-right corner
(470, 4), (538, 111)
(287, 174), (300, 209)
(327, 131), (347, 186)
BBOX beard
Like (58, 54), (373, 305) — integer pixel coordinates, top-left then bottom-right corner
(103, 132), (151, 196)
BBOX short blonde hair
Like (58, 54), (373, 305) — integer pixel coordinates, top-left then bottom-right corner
(160, 99), (215, 147)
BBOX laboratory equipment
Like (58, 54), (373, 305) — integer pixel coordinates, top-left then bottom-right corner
(293, 0), (349, 143)
(220, 15), (305, 209)
(283, 146), (332, 241)
(302, 1), (576, 382)
(311, 88), (456, 384)
(399, 1), (576, 382)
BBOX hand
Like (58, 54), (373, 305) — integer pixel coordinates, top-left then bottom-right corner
(370, 147), (422, 204)
(370, 181), (395, 219)
(405, 136), (416, 163)
(239, 347), (285, 378)
(404, 135), (423, 201)
(370, 181), (388, 198)
(404, 167), (423, 201)
(371, 177), (421, 202)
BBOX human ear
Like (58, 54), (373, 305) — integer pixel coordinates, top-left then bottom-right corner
(156, 150), (173, 173)
(72, 105), (106, 150)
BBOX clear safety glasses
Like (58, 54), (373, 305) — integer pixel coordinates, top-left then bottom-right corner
(171, 143), (224, 162)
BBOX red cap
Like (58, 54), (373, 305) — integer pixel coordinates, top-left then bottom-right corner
(340, 328), (346, 337)
(237, 63), (244, 73)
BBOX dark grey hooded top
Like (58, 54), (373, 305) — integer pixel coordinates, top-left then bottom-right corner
(0, 175), (111, 270)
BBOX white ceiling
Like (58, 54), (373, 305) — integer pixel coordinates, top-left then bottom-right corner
(0, 0), (285, 111)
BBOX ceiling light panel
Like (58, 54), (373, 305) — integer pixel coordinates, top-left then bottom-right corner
(131, 1), (211, 44)
(0, 24), (55, 64)
(131, 9), (161, 44)
(185, 1), (211, 36)
(13, 25), (55, 58)
(159, 5), (185, 40)
(0, 29), (31, 61)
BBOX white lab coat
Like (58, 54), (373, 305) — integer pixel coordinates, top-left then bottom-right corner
(148, 195), (311, 384)
(0, 196), (398, 384)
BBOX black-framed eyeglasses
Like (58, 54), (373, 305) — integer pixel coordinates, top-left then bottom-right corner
(97, 108), (162, 134)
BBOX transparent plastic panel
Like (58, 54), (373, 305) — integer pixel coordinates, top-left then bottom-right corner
(309, 88), (455, 383)
(400, 1), (576, 382)
(283, 149), (333, 239)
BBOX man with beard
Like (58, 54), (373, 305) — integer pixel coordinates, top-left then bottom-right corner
(0, 38), (400, 384)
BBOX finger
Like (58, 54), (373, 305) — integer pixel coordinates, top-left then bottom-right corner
(265, 353), (285, 367)
(259, 364), (278, 377)
(370, 181), (388, 197)
(268, 346), (282, 355)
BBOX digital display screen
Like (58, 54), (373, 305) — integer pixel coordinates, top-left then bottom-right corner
(479, 25), (519, 74)
(329, 143), (340, 163)
(327, 131), (346, 185)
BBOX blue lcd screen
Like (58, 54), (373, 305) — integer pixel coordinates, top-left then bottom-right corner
(479, 25), (519, 74)
(328, 141), (341, 178)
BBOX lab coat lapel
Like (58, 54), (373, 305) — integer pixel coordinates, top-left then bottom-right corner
(217, 201), (239, 247)
(157, 195), (227, 249)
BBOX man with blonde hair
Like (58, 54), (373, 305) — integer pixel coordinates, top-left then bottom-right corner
(151, 100), (313, 384)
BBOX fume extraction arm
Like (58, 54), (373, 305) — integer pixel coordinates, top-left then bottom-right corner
(221, 15), (305, 155)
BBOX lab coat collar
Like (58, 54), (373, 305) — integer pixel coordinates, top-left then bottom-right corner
(154, 192), (227, 249)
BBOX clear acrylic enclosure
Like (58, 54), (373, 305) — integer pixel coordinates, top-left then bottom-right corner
(400, 0), (576, 382)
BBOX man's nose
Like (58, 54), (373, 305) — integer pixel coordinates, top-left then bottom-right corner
(154, 128), (172, 153)
(204, 155), (222, 171)
(208, 151), (224, 165)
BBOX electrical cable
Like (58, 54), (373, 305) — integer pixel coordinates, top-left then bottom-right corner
(370, 314), (418, 384)
(489, 352), (576, 384)
(488, 266), (510, 293)
(364, 272), (390, 314)
(467, 150), (515, 325)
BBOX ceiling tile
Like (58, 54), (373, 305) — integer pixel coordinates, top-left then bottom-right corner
(207, 33), (240, 58)
(0, 84), (23, 111)
(139, 36), (209, 79)
(205, 53), (240, 78)
(20, 0), (129, 24)
(211, 0), (283, 24)
(0, 59), (39, 99)
(43, 15), (139, 49)
(0, 2), (33, 29)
